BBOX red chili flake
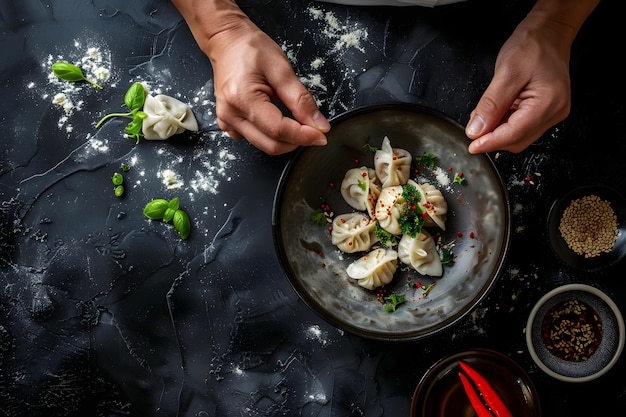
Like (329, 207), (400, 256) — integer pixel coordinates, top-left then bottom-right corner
(524, 175), (531, 182)
(469, 231), (475, 239)
(340, 218), (346, 223)
(327, 227), (333, 233)
(456, 231), (463, 237)
(329, 182), (335, 189)
(448, 167), (453, 172)
(321, 263), (326, 268)
(397, 166), (402, 171)
(353, 159), (359, 164)
(421, 213), (429, 219)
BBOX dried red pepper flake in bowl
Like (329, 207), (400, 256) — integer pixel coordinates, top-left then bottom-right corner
(526, 284), (625, 382)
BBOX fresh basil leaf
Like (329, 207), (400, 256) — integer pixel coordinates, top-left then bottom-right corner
(143, 199), (169, 220)
(51, 61), (102, 89)
(124, 82), (146, 112)
(163, 208), (176, 223)
(168, 197), (180, 211)
(173, 210), (191, 239)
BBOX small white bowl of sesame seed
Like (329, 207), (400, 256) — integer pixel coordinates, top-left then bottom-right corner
(548, 184), (626, 271)
(526, 284), (625, 382)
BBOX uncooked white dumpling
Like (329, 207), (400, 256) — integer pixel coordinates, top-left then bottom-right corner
(331, 212), (378, 253)
(374, 136), (412, 188)
(346, 248), (398, 290)
(340, 167), (381, 216)
(142, 94), (199, 140)
(411, 180), (447, 230)
(374, 185), (404, 235)
(397, 232), (443, 277)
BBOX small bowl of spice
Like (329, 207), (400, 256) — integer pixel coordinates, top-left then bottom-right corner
(548, 184), (625, 271)
(526, 284), (625, 382)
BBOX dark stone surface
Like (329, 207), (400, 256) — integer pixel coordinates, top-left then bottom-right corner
(1, 0), (624, 415)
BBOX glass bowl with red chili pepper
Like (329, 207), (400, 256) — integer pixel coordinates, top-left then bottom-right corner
(526, 284), (625, 382)
(410, 348), (541, 417)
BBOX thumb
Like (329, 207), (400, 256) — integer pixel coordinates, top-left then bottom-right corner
(466, 77), (520, 139)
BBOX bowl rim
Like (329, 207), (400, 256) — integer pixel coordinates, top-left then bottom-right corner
(525, 283), (625, 382)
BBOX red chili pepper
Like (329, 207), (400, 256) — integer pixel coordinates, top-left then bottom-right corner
(458, 372), (493, 417)
(458, 360), (513, 417)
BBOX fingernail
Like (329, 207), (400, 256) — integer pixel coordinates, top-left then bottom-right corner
(313, 137), (327, 146)
(468, 138), (482, 154)
(466, 115), (485, 137)
(312, 111), (330, 131)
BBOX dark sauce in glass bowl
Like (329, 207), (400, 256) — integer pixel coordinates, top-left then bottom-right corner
(540, 299), (603, 362)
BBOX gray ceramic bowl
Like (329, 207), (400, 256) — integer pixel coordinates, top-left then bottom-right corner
(273, 104), (511, 340)
(526, 284), (625, 382)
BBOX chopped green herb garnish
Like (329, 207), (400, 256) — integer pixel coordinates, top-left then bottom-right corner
(311, 210), (327, 227)
(362, 144), (378, 152)
(415, 152), (437, 168)
(120, 163), (131, 172)
(357, 178), (367, 191)
(398, 184), (425, 238)
(375, 222), (398, 247)
(453, 172), (466, 184)
(441, 246), (455, 265)
(383, 293), (406, 312)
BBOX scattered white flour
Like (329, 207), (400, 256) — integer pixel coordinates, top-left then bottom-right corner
(37, 39), (113, 135)
(305, 324), (330, 347)
(160, 169), (184, 190)
(307, 7), (369, 53)
(154, 139), (236, 196)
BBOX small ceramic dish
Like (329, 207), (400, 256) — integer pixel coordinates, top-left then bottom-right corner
(526, 284), (625, 382)
(547, 184), (626, 271)
(410, 348), (541, 417)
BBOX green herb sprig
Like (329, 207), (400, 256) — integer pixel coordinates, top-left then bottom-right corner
(453, 172), (466, 184)
(311, 210), (327, 227)
(52, 61), (103, 89)
(415, 152), (437, 168)
(398, 184), (425, 238)
(95, 82), (147, 143)
(383, 293), (406, 312)
(143, 197), (191, 239)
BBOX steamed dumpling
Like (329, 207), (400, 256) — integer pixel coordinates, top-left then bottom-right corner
(411, 181), (447, 230)
(398, 232), (443, 277)
(374, 185), (404, 236)
(346, 248), (398, 290)
(142, 94), (199, 140)
(340, 167), (381, 216)
(331, 212), (378, 253)
(374, 136), (412, 188)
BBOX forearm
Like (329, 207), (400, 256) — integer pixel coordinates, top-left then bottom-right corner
(170, 0), (253, 57)
(525, 0), (600, 43)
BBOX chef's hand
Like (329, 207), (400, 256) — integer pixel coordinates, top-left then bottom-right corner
(171, 0), (330, 155)
(466, 0), (599, 154)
